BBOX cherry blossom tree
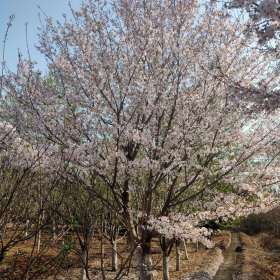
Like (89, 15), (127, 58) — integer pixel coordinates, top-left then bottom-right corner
(60, 183), (101, 280)
(103, 207), (123, 272)
(2, 1), (280, 279)
(0, 122), (65, 280)
(215, 1), (280, 115)
(224, 0), (280, 44)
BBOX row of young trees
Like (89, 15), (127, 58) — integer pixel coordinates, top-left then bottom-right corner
(1, 1), (280, 279)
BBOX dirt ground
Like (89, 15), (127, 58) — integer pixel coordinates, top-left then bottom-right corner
(240, 232), (280, 280)
(0, 231), (231, 280)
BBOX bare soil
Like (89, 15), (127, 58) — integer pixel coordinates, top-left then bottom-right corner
(0, 231), (231, 280)
(240, 233), (280, 280)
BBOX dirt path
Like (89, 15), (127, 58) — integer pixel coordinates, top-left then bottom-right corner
(213, 232), (242, 280)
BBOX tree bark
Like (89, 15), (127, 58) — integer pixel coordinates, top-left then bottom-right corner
(52, 219), (57, 240)
(122, 179), (138, 246)
(80, 267), (87, 280)
(37, 209), (44, 253)
(100, 233), (106, 280)
(80, 247), (88, 280)
(162, 253), (169, 280)
(160, 237), (171, 280)
(37, 229), (41, 253)
(25, 219), (30, 238)
(137, 238), (154, 280)
(175, 240), (181, 271)
(183, 239), (189, 260)
(112, 239), (118, 271)
(24, 219), (30, 244)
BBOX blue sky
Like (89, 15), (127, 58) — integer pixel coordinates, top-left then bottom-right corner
(0, 0), (82, 72)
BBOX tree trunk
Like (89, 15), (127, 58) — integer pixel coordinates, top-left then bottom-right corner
(52, 219), (57, 240)
(183, 239), (189, 260)
(80, 247), (88, 280)
(37, 210), (44, 253)
(25, 219), (30, 238)
(160, 237), (171, 280)
(175, 240), (181, 271)
(100, 233), (105, 280)
(37, 229), (41, 253)
(162, 253), (169, 280)
(137, 241), (154, 280)
(112, 239), (118, 271)
(80, 267), (87, 280)
(24, 219), (30, 244)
